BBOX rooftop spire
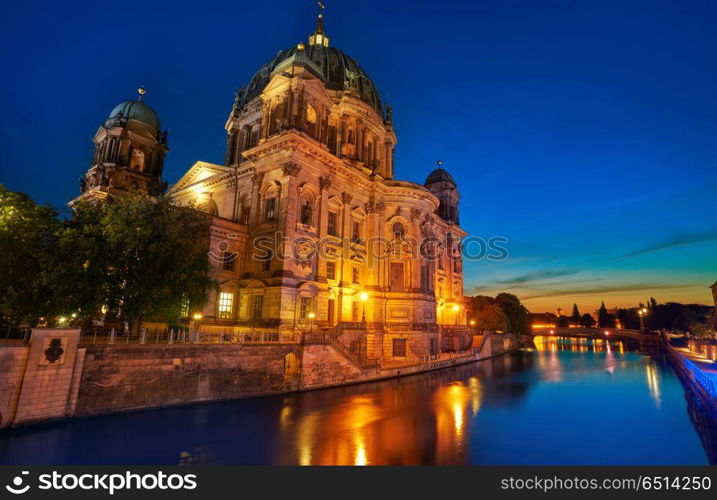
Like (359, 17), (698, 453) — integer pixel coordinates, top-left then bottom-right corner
(309, 1), (329, 47)
(137, 85), (147, 101)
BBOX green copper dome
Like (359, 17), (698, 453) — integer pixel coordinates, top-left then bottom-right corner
(243, 44), (382, 115)
(108, 100), (160, 130)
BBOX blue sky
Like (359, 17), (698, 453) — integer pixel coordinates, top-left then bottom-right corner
(1, 0), (715, 312)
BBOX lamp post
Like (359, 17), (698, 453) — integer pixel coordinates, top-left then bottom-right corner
(638, 307), (648, 332)
(469, 319), (476, 330)
(192, 313), (203, 333)
(308, 312), (315, 332)
(360, 292), (368, 323)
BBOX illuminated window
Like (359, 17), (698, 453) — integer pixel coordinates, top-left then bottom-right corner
(326, 261), (336, 280)
(218, 292), (234, 319)
(180, 296), (190, 318)
(392, 338), (407, 357)
(300, 296), (312, 319)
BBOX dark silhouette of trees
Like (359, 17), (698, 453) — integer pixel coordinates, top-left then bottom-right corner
(579, 313), (595, 328)
(597, 301), (615, 328)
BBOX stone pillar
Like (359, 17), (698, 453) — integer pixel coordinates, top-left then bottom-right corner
(11, 329), (86, 427)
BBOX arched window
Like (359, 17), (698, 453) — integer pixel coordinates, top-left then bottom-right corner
(269, 101), (285, 135)
(305, 104), (317, 138)
(392, 221), (405, 239)
(130, 148), (146, 171)
(300, 200), (313, 225)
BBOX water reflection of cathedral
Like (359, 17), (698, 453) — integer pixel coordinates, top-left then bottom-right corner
(275, 354), (531, 465)
(72, 9), (470, 363)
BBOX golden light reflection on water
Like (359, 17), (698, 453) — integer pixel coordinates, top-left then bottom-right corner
(271, 339), (649, 465)
(273, 375), (487, 465)
(645, 361), (662, 408)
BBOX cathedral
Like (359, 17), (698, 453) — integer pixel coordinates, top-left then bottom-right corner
(74, 11), (469, 363)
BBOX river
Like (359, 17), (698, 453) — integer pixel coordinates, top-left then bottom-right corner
(0, 336), (710, 465)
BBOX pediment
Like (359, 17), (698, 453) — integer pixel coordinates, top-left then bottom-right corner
(169, 161), (233, 194)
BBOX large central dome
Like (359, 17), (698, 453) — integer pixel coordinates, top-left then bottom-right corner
(243, 18), (382, 115)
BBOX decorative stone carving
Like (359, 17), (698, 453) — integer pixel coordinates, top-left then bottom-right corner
(410, 208), (422, 221)
(341, 192), (353, 204)
(252, 172), (265, 186)
(319, 174), (333, 191)
(282, 162), (301, 177)
(44, 338), (64, 364)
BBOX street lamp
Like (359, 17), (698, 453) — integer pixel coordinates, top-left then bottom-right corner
(192, 312), (203, 332)
(638, 307), (648, 332)
(469, 319), (476, 329)
(360, 292), (368, 323)
(452, 304), (460, 325)
(308, 312), (315, 332)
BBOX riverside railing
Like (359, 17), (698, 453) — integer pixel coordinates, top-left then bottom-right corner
(682, 356), (717, 401)
(79, 327), (301, 345)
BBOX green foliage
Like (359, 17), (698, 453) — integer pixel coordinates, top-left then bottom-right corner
(467, 293), (530, 334)
(0, 186), (216, 330)
(97, 196), (216, 331)
(0, 184), (60, 324)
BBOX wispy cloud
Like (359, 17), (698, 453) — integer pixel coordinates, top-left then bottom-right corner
(521, 283), (694, 300)
(495, 268), (581, 285)
(622, 230), (717, 258)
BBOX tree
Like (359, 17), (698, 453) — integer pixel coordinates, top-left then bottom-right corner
(0, 184), (60, 325)
(97, 196), (217, 333)
(570, 303), (580, 323)
(495, 293), (531, 334)
(472, 303), (509, 332)
(579, 313), (595, 328)
(597, 301), (615, 328)
(556, 315), (570, 327)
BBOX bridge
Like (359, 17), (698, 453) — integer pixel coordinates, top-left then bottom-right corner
(531, 327), (661, 348)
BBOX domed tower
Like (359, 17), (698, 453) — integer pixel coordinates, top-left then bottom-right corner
(223, 8), (396, 178)
(73, 87), (168, 203)
(425, 162), (460, 225)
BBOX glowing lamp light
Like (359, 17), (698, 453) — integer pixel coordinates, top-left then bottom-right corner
(192, 313), (203, 321)
(308, 312), (316, 319)
(360, 292), (368, 302)
(604, 331), (610, 336)
(469, 320), (476, 326)
(58, 316), (67, 324)
(549, 330), (554, 335)
(452, 304), (460, 312)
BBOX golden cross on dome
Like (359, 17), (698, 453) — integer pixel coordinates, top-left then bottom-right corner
(137, 86), (147, 101)
(437, 160), (443, 167)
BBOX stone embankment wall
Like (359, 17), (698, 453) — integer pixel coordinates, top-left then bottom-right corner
(74, 343), (302, 417)
(1, 330), (521, 427)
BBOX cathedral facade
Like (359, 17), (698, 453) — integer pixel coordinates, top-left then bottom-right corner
(76, 13), (469, 363)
